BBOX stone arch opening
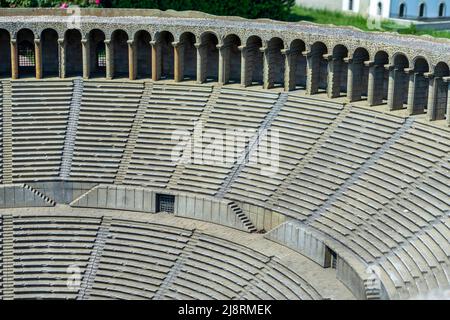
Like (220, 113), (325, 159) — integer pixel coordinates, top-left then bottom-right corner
(222, 34), (241, 84)
(157, 31), (174, 80)
(89, 29), (106, 78)
(388, 53), (409, 110)
(289, 39), (306, 90)
(111, 30), (129, 78)
(369, 51), (389, 106)
(408, 57), (429, 115)
(430, 62), (450, 121)
(244, 35), (263, 86)
(349, 47), (370, 102)
(17, 29), (35, 78)
(266, 37), (284, 89)
(328, 44), (348, 98)
(307, 41), (328, 94)
(65, 29), (82, 77)
(199, 32), (219, 82)
(179, 32), (196, 81)
(41, 28), (59, 77)
(134, 31), (151, 79)
(0, 29), (11, 77)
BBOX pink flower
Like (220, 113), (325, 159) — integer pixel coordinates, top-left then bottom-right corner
(60, 3), (69, 9)
(95, 0), (101, 5)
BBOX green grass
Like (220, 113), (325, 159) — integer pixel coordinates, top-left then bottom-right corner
(288, 5), (450, 40)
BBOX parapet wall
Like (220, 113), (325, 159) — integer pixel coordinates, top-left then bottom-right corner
(0, 8), (449, 62)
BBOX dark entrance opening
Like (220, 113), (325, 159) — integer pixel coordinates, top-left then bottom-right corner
(325, 247), (338, 269)
(18, 40), (35, 76)
(156, 194), (175, 213)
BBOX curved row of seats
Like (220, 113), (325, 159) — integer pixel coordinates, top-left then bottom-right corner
(10, 215), (102, 300)
(70, 81), (143, 184)
(308, 123), (450, 299)
(170, 87), (280, 196)
(0, 80), (448, 299)
(0, 214), (320, 300)
(11, 81), (72, 182)
(226, 95), (344, 207)
(123, 83), (212, 188)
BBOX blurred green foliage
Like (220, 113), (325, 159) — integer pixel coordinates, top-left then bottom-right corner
(0, 0), (296, 21)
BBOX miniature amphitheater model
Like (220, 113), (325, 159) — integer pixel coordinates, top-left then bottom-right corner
(0, 8), (448, 300)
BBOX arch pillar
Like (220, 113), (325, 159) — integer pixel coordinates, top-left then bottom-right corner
(366, 61), (376, 105)
(34, 38), (42, 79)
(304, 50), (319, 95)
(194, 42), (207, 83)
(81, 38), (90, 79)
(150, 40), (161, 81)
(445, 77), (450, 126)
(346, 57), (366, 102)
(367, 61), (386, 106)
(216, 44), (225, 85)
(105, 39), (113, 79)
(127, 40), (137, 80)
(426, 73), (437, 120)
(406, 68), (418, 115)
(217, 43), (231, 85)
(172, 41), (184, 82)
(427, 73), (438, 120)
(10, 38), (18, 80)
(387, 64), (404, 111)
(282, 48), (296, 92)
(260, 45), (270, 89)
(345, 58), (355, 101)
(58, 38), (66, 78)
(238, 45), (249, 87)
(325, 54), (341, 99)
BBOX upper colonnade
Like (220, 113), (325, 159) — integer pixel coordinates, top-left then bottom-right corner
(0, 8), (450, 125)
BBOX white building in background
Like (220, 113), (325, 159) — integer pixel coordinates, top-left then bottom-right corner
(296, 0), (450, 20)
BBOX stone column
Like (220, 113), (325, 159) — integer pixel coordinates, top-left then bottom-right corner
(444, 77), (450, 127)
(353, 59), (367, 102)
(426, 73), (437, 121)
(325, 54), (338, 99)
(238, 45), (248, 87)
(386, 65), (397, 111)
(34, 38), (42, 79)
(216, 44), (228, 84)
(127, 40), (137, 80)
(150, 40), (161, 81)
(81, 38), (90, 79)
(260, 45), (270, 89)
(406, 68), (417, 115)
(304, 50), (318, 95)
(172, 41), (184, 82)
(194, 42), (206, 84)
(105, 39), (113, 79)
(282, 48), (295, 92)
(346, 57), (357, 102)
(366, 61), (376, 106)
(58, 38), (66, 79)
(435, 77), (447, 120)
(10, 38), (18, 80)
